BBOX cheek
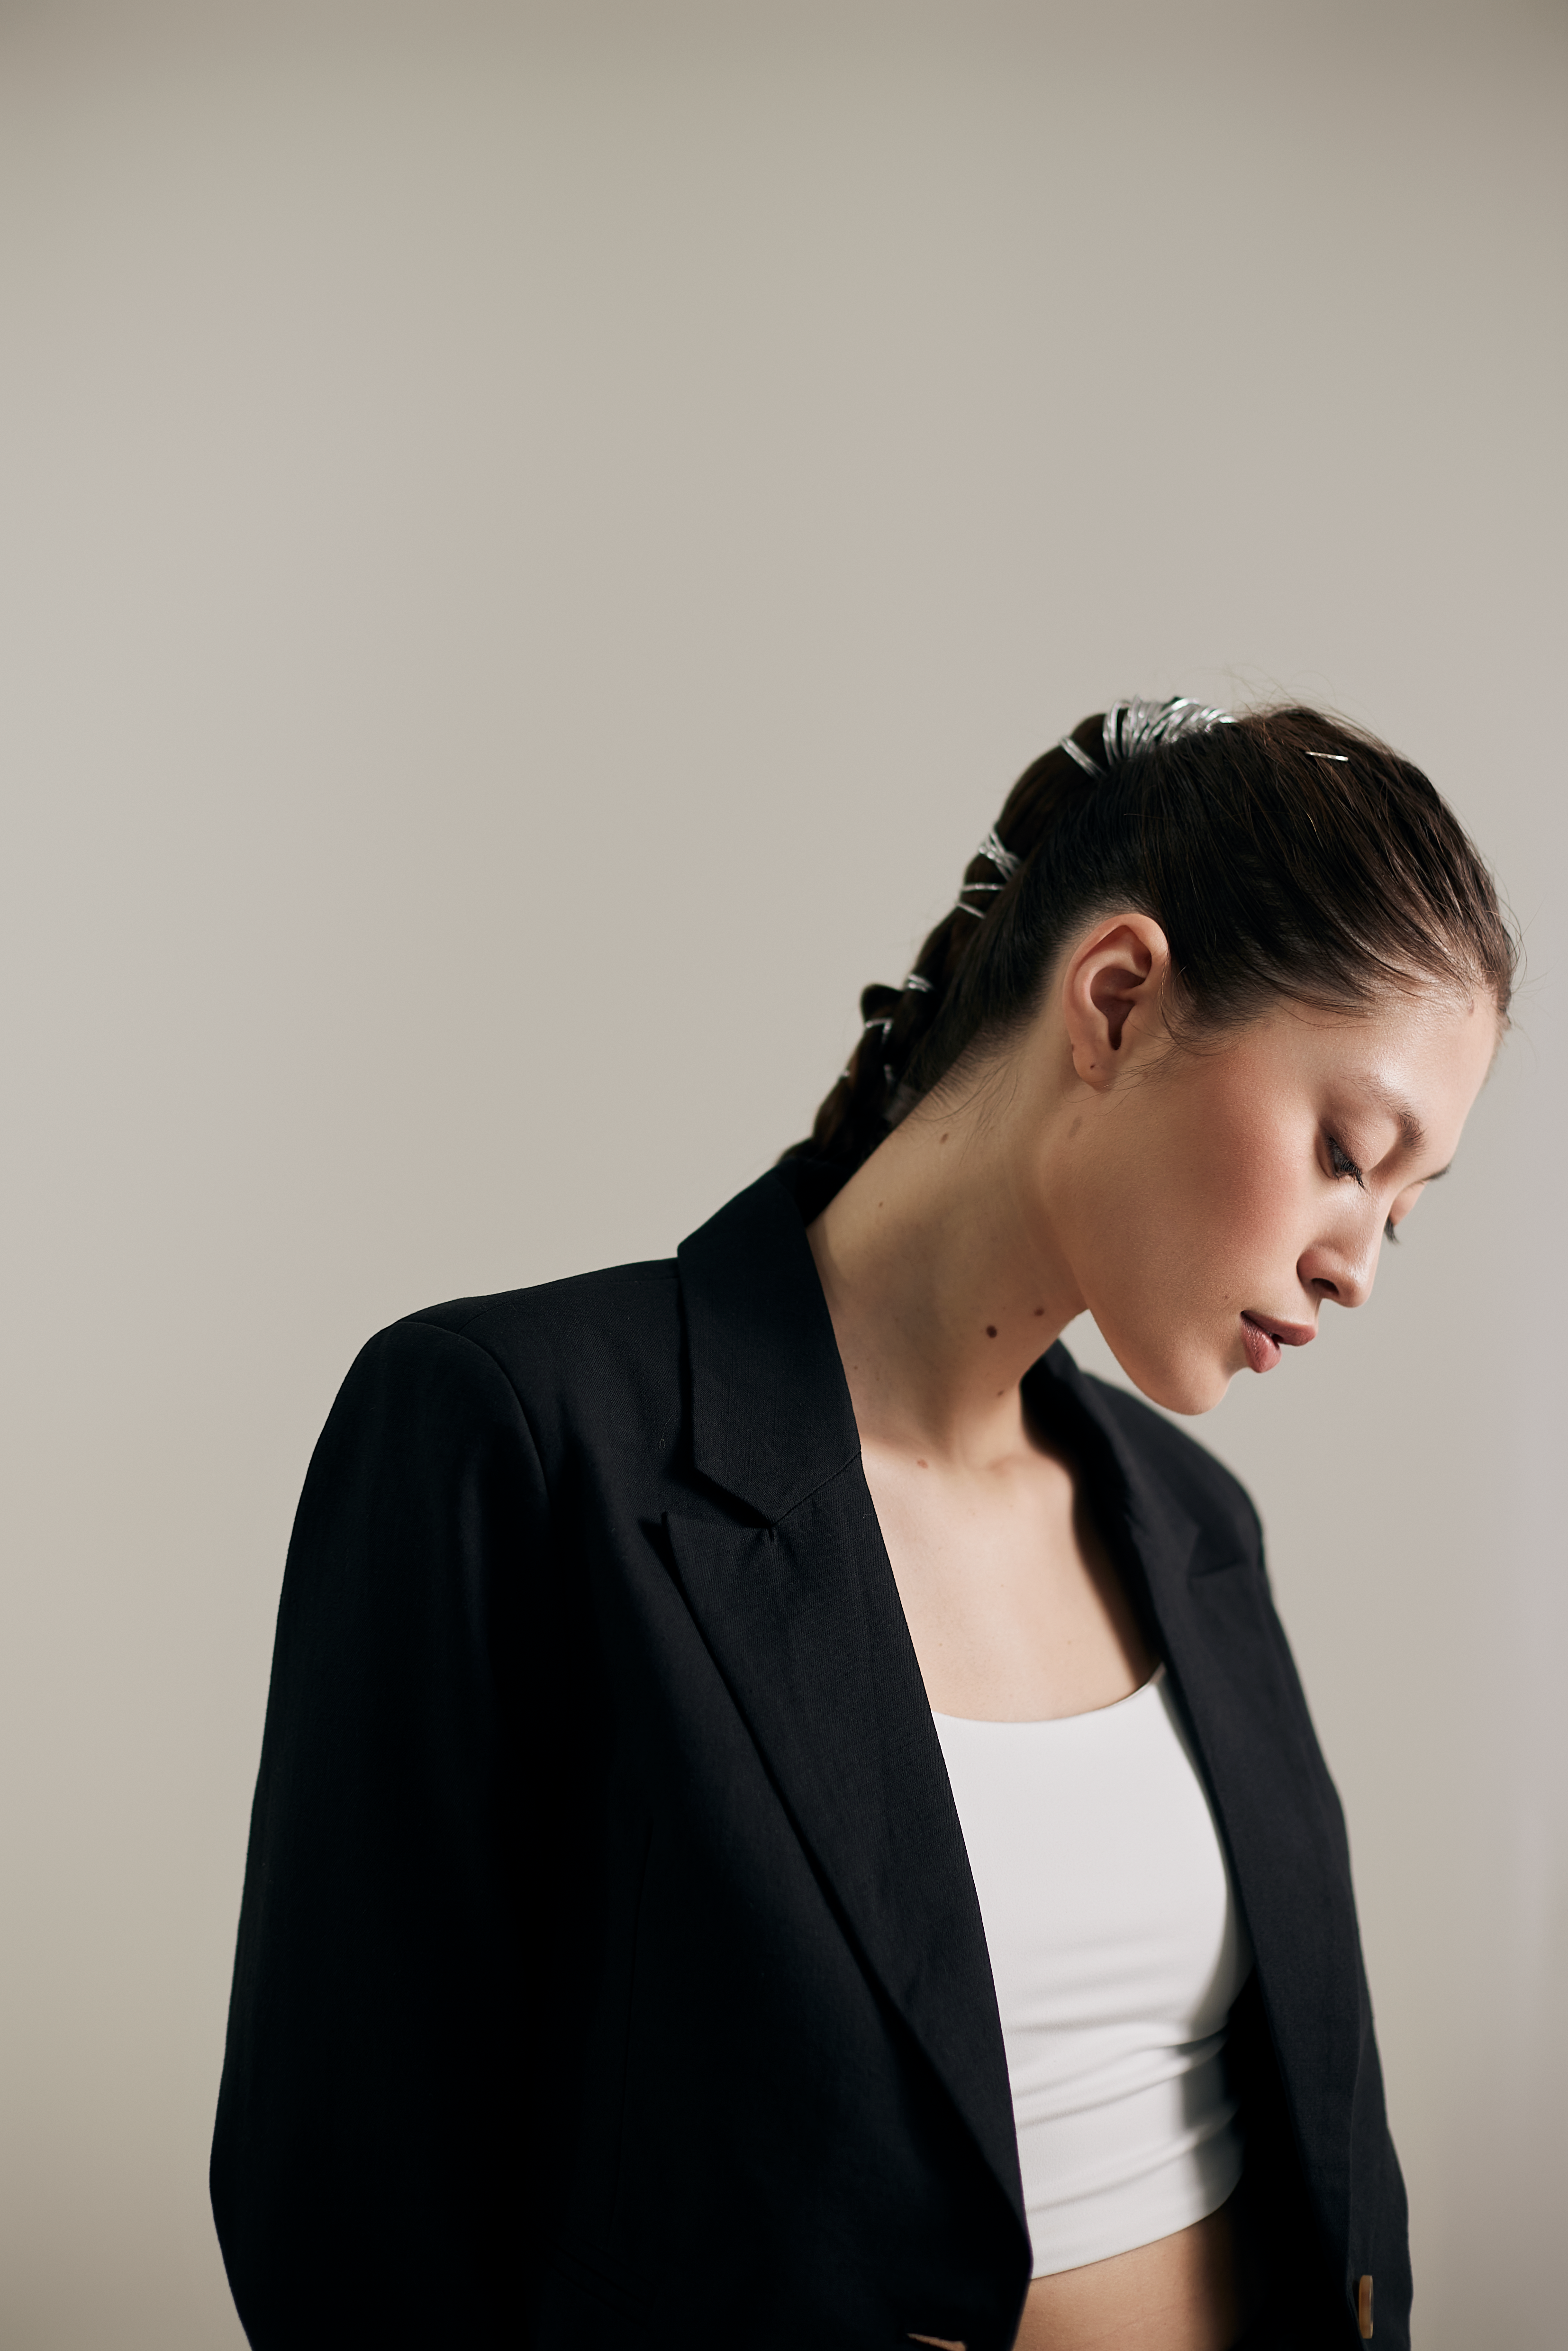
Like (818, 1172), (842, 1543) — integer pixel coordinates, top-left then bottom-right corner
(1196, 1132), (1305, 1289)
(1098, 1096), (1303, 1312)
(1076, 1108), (1308, 1414)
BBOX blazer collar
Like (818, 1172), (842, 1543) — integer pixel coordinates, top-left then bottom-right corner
(671, 1164), (1208, 2227)
(677, 1158), (1206, 1572)
(675, 1162), (1360, 2266)
(677, 1159), (863, 1523)
(1024, 1345), (1205, 1598)
(675, 1162), (1029, 2248)
(1022, 1348), (1364, 2251)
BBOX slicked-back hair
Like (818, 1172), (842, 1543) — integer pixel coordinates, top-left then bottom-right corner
(785, 706), (1516, 1175)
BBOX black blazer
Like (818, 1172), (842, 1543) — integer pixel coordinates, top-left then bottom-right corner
(212, 1159), (1410, 2351)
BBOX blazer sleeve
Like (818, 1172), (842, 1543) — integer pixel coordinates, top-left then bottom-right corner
(211, 1316), (560, 2347)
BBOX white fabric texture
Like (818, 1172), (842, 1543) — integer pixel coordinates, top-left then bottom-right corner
(933, 1670), (1251, 2278)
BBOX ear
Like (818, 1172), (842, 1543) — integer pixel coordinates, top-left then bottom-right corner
(1061, 914), (1173, 1089)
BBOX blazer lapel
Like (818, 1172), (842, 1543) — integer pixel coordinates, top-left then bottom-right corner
(674, 1170), (1025, 2229)
(1048, 1354), (1363, 2243)
(676, 1167), (1360, 2251)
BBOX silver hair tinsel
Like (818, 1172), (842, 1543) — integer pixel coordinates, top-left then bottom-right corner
(1060, 695), (1235, 778)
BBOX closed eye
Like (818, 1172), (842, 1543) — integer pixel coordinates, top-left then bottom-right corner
(1327, 1133), (1398, 1245)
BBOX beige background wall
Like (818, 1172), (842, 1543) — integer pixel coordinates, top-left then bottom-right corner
(2, 4), (1563, 2344)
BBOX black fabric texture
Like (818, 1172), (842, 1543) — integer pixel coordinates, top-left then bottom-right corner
(212, 1161), (1408, 2350)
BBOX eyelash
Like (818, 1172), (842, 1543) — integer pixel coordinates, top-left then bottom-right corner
(1326, 1135), (1399, 1244)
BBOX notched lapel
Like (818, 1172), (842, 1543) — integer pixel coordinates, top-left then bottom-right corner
(1171, 1557), (1363, 2231)
(1067, 1376), (1364, 2238)
(665, 1472), (1025, 2231)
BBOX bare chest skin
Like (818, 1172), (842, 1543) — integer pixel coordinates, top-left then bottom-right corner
(859, 1416), (1151, 1723)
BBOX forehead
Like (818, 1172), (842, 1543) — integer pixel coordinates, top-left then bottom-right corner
(1233, 989), (1498, 1134)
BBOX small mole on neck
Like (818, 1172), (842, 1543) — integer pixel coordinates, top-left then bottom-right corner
(1068, 1116), (1082, 1139)
(1033, 1306), (1045, 1316)
(939, 1132), (949, 1144)
(985, 1325), (997, 1338)
(916, 1458), (928, 1469)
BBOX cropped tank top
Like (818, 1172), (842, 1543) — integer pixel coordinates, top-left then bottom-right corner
(934, 1669), (1252, 2278)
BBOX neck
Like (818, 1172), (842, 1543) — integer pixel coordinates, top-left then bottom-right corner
(806, 1096), (1084, 1463)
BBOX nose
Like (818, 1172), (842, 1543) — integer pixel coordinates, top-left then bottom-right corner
(1298, 1227), (1377, 1310)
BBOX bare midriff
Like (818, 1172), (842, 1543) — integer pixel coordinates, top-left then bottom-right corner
(1007, 2196), (1257, 2351)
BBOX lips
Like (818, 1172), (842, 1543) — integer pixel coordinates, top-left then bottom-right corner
(1240, 1311), (1316, 1374)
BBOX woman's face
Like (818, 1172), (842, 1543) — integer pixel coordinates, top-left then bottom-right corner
(1049, 980), (1499, 1417)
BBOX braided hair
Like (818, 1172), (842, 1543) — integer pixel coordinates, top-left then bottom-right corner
(784, 702), (1516, 1175)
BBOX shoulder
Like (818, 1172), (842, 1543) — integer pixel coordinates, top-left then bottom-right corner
(344, 1258), (685, 1467)
(399, 1257), (680, 1356)
(1072, 1363), (1265, 1567)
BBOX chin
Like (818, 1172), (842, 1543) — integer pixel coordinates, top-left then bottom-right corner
(1101, 1333), (1233, 1418)
(1137, 1372), (1230, 1418)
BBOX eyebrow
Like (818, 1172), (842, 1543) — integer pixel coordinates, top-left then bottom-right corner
(1362, 1075), (1451, 1179)
(1363, 1076), (1426, 1154)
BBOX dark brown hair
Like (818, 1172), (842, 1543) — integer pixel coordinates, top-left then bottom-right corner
(786, 704), (1516, 1174)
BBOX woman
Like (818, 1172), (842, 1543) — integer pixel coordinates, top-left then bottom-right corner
(212, 698), (1514, 2351)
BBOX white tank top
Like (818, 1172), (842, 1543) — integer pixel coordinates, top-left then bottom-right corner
(933, 1669), (1251, 2278)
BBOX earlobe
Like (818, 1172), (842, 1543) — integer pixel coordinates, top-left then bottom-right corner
(1062, 914), (1172, 1089)
(1069, 1032), (1118, 1091)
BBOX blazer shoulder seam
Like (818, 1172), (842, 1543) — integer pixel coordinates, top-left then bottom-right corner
(392, 1314), (550, 1490)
